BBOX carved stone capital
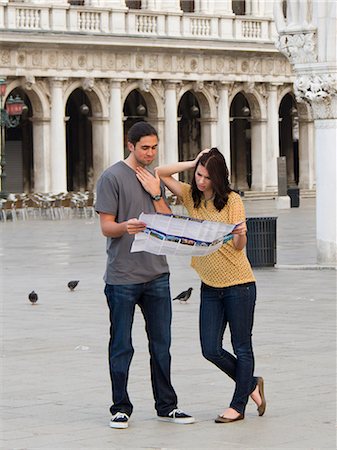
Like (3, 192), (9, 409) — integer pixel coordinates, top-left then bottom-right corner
(294, 74), (337, 119)
(275, 31), (317, 65)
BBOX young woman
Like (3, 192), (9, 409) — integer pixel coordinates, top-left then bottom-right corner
(137, 148), (266, 423)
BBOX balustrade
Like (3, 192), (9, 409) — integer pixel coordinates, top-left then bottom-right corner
(0, 2), (274, 42)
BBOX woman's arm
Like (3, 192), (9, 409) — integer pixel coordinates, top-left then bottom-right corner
(154, 149), (211, 198)
(231, 221), (247, 250)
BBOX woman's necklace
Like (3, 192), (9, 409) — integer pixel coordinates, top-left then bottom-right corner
(203, 194), (215, 208)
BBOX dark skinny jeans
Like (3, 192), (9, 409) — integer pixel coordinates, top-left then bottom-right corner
(200, 281), (257, 415)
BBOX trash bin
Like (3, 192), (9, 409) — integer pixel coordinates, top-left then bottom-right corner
(287, 187), (300, 207)
(246, 217), (277, 267)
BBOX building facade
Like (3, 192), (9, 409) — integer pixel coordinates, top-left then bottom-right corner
(0, 0), (315, 196)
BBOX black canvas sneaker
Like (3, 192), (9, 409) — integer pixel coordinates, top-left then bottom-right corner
(109, 412), (129, 429)
(158, 408), (195, 424)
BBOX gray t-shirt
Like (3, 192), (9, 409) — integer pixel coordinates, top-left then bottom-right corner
(95, 161), (169, 285)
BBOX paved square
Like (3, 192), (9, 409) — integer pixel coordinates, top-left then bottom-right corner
(1, 199), (336, 449)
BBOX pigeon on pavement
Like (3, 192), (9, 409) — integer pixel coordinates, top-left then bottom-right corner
(173, 287), (193, 303)
(28, 291), (38, 305)
(68, 280), (79, 291)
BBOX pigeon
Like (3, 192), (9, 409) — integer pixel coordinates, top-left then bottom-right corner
(173, 287), (193, 303)
(28, 291), (38, 305)
(68, 280), (79, 291)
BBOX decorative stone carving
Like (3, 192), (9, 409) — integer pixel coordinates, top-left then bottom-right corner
(207, 82), (219, 104)
(96, 80), (110, 102)
(243, 81), (255, 94)
(0, 50), (10, 65)
(294, 74), (337, 102)
(63, 51), (72, 68)
(256, 83), (268, 99)
(36, 79), (51, 100)
(22, 74), (35, 90)
(139, 79), (152, 92)
(275, 32), (317, 64)
(294, 74), (337, 119)
(152, 80), (164, 101)
(31, 51), (42, 67)
(82, 77), (95, 91)
(193, 81), (204, 92)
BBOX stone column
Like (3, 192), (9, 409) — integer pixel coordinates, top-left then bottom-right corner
(160, 0), (180, 12)
(164, 81), (179, 165)
(217, 82), (231, 172)
(213, 0), (232, 14)
(90, 117), (110, 185)
(274, 0), (337, 263)
(266, 83), (280, 191)
(194, 0), (214, 14)
(199, 118), (217, 152)
(251, 119), (267, 191)
(298, 118), (315, 189)
(109, 80), (124, 165)
(50, 78), (67, 193)
(32, 118), (50, 193)
(87, 0), (126, 5)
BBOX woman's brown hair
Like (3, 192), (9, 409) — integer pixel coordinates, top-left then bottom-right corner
(191, 147), (232, 212)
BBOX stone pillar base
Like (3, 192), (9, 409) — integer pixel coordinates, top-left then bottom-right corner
(275, 196), (291, 209)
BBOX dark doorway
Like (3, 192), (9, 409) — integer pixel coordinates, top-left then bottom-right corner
(230, 92), (251, 190)
(123, 90), (148, 158)
(65, 89), (93, 192)
(279, 94), (299, 186)
(178, 91), (201, 183)
(5, 89), (33, 193)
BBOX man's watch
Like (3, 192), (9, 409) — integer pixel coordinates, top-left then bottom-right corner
(151, 193), (162, 201)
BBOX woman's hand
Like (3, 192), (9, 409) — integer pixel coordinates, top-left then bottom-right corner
(231, 221), (247, 236)
(193, 148), (211, 166)
(232, 221), (247, 250)
(136, 166), (161, 197)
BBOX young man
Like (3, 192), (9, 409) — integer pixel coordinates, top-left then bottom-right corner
(95, 121), (195, 429)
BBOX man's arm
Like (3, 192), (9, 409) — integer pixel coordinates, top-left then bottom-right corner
(99, 213), (146, 237)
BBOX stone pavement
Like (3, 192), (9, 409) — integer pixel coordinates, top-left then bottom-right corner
(1, 198), (336, 450)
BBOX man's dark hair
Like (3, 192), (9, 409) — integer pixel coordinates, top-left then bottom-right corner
(191, 147), (232, 212)
(127, 121), (158, 145)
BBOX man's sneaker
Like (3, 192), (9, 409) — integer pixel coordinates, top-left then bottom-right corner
(158, 408), (195, 424)
(109, 412), (129, 429)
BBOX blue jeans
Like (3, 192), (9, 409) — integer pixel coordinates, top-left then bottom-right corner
(104, 273), (178, 417)
(200, 282), (257, 415)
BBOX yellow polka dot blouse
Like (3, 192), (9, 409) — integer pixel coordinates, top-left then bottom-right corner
(180, 183), (255, 288)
